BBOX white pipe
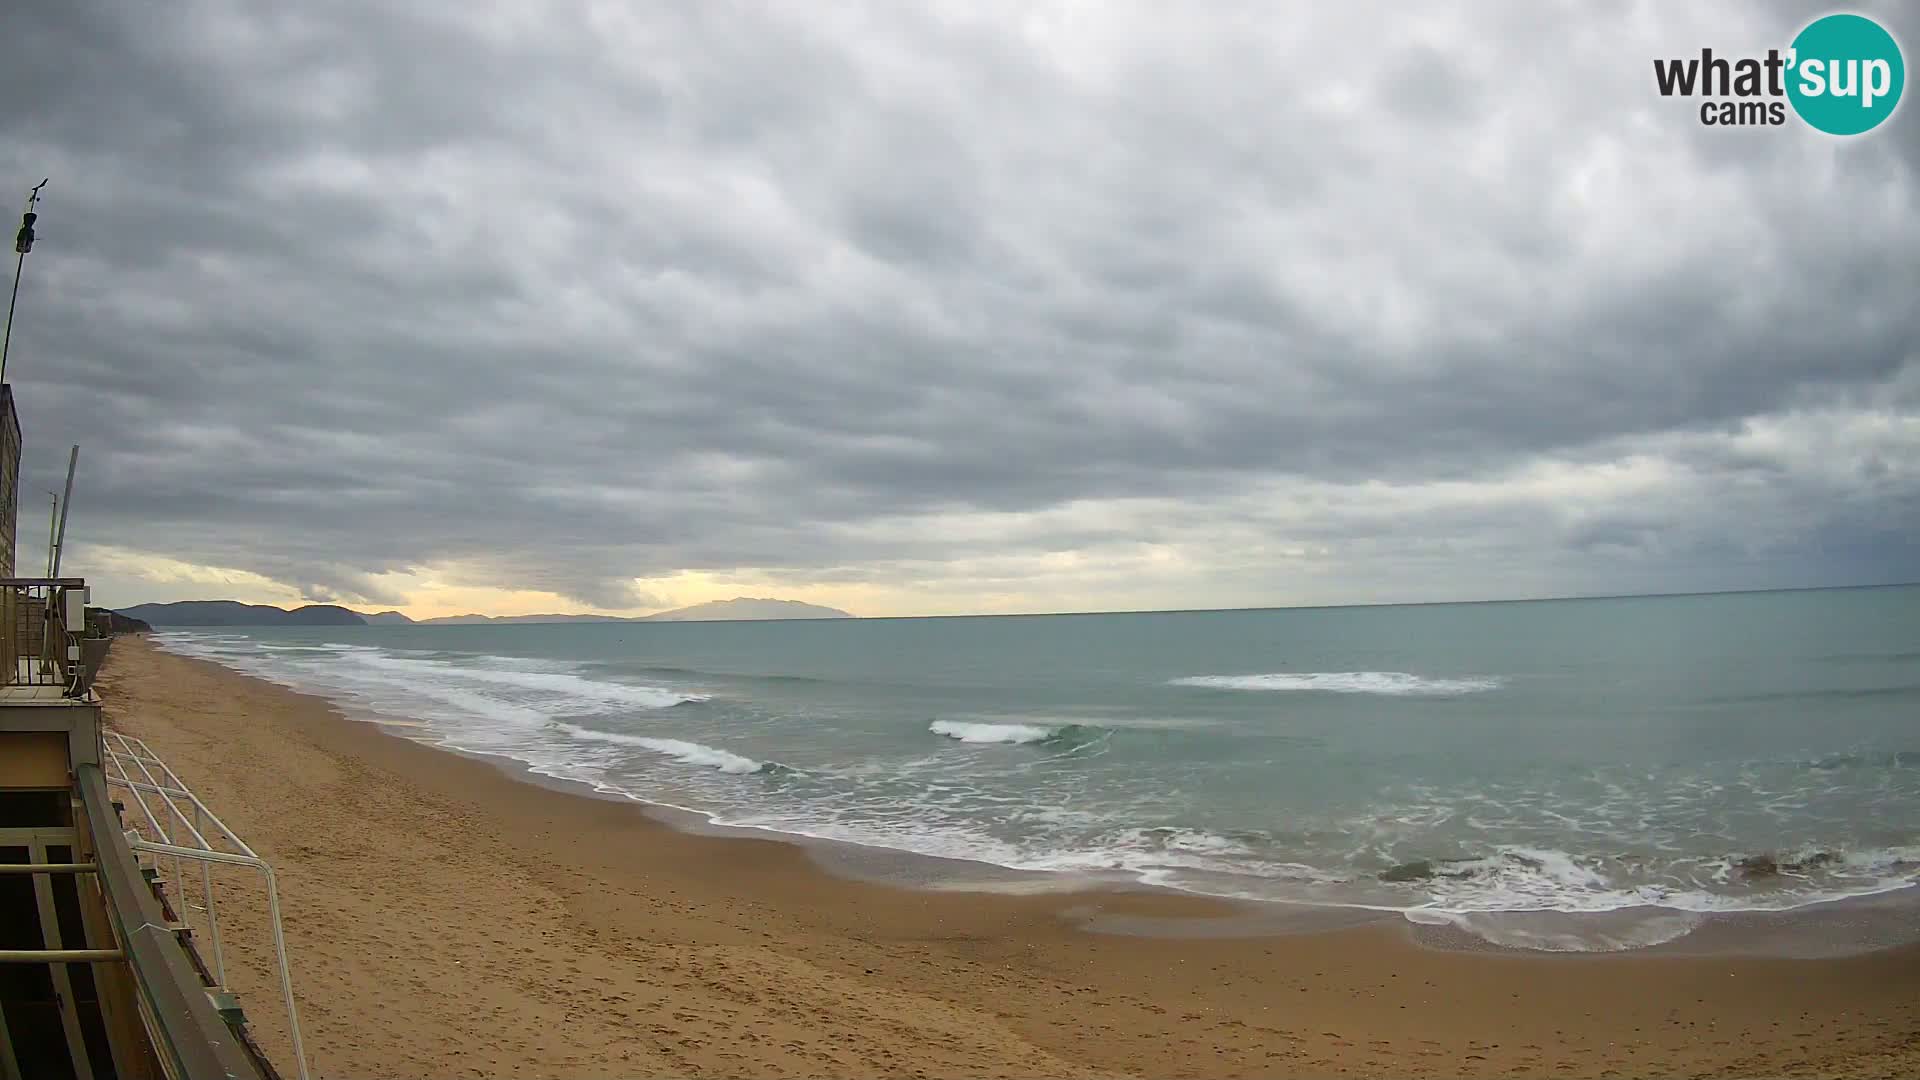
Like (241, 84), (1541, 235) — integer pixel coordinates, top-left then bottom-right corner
(106, 738), (225, 983)
(105, 736), (309, 1080)
(128, 839), (310, 1080)
(108, 735), (219, 855)
(114, 736), (211, 846)
(194, 802), (226, 986)
(104, 744), (169, 851)
(123, 734), (258, 859)
(113, 740), (199, 898)
(257, 858), (307, 1080)
(107, 778), (191, 799)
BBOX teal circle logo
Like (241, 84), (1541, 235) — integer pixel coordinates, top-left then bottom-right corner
(1787, 14), (1904, 135)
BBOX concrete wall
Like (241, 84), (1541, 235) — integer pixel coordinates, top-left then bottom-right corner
(0, 729), (67, 785)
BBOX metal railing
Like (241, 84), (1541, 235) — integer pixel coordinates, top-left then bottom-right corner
(76, 766), (275, 1080)
(101, 730), (311, 1080)
(0, 576), (88, 692)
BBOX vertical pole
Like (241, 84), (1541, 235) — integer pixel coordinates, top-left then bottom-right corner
(1, 180), (48, 389)
(195, 801), (227, 985)
(51, 444), (76, 577)
(260, 861), (312, 1080)
(0, 248), (23, 387)
(168, 791), (184, 916)
(40, 495), (55, 679)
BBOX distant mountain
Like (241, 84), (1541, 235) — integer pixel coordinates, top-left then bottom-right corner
(120, 597), (851, 628)
(643, 598), (853, 622)
(87, 607), (153, 634)
(116, 601), (367, 627)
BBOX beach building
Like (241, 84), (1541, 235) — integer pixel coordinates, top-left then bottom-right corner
(0, 382), (293, 1079)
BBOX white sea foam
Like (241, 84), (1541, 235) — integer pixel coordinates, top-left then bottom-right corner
(951, 711), (1211, 733)
(929, 720), (1057, 744)
(1170, 671), (1504, 695)
(554, 723), (764, 773)
(1414, 846), (1619, 912)
(1404, 845), (1920, 924)
(146, 632), (1919, 954)
(158, 637), (706, 768)
(319, 663), (550, 728)
(341, 651), (701, 709)
(1012, 827), (1348, 896)
(153, 632), (247, 656)
(1839, 846), (1920, 874)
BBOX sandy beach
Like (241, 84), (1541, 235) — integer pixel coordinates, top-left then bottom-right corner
(96, 636), (1920, 1079)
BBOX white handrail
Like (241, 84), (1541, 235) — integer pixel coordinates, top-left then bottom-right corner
(115, 736), (262, 861)
(101, 732), (311, 1080)
(126, 838), (309, 1080)
(102, 735), (212, 975)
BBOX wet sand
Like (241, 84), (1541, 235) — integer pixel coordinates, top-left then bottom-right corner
(99, 636), (1920, 1078)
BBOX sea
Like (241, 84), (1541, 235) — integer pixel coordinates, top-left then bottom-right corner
(153, 585), (1920, 953)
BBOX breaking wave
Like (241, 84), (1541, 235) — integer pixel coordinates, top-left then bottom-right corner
(149, 623), (1920, 954)
(928, 720), (1103, 749)
(342, 651), (703, 709)
(553, 723), (767, 774)
(1385, 844), (1919, 911)
(930, 720), (1053, 744)
(1170, 671), (1503, 695)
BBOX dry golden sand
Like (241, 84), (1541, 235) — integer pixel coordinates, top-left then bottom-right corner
(98, 637), (1919, 1079)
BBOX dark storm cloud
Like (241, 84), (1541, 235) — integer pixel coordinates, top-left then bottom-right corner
(0, 0), (1914, 610)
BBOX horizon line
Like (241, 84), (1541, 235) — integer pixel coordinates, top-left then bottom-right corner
(113, 579), (1918, 624)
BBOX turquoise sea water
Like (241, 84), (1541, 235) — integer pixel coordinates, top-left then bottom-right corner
(156, 586), (1920, 951)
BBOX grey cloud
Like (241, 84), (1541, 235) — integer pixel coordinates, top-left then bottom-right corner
(0, 0), (1915, 611)
(1374, 45), (1482, 124)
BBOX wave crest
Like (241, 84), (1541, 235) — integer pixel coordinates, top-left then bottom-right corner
(928, 719), (1102, 748)
(930, 719), (1054, 744)
(1171, 671), (1503, 695)
(1387, 844), (1920, 916)
(345, 652), (704, 709)
(554, 724), (765, 773)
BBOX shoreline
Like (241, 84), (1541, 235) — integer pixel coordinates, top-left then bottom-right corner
(401, 700), (1920, 959)
(99, 636), (1920, 1078)
(418, 727), (1415, 941)
(150, 629), (1920, 960)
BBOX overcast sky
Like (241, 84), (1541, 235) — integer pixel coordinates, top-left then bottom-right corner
(0, 0), (1914, 618)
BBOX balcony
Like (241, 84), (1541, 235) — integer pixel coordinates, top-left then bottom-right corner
(0, 577), (101, 702)
(1, 574), (286, 1079)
